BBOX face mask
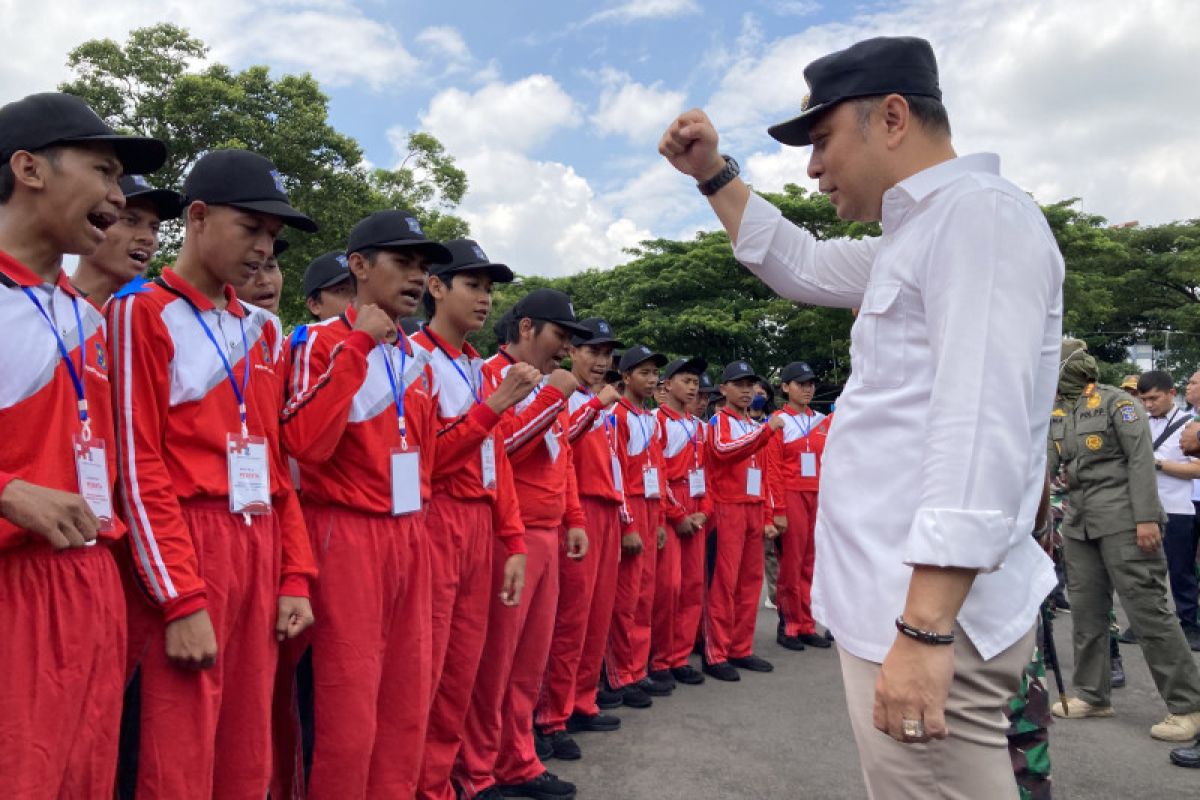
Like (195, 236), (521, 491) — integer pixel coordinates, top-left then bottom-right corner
(750, 394), (767, 411)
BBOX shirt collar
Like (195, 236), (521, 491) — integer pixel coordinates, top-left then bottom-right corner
(719, 405), (751, 423)
(618, 396), (648, 415)
(881, 153), (1000, 232)
(658, 403), (684, 421)
(781, 405), (815, 417)
(161, 267), (245, 317)
(342, 304), (412, 354)
(496, 345), (517, 365)
(419, 322), (479, 361)
(0, 249), (78, 295)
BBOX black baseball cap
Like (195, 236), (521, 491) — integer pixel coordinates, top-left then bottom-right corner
(512, 288), (591, 338)
(780, 361), (817, 383)
(698, 373), (717, 394)
(399, 316), (423, 336)
(767, 36), (941, 147)
(431, 238), (513, 283)
(303, 251), (351, 298)
(273, 238), (289, 258)
(664, 356), (708, 381)
(0, 92), (166, 176)
(619, 344), (668, 373)
(183, 149), (317, 232)
(720, 360), (762, 384)
(347, 210), (452, 264)
(118, 175), (183, 220)
(572, 317), (623, 348)
(493, 309), (515, 345)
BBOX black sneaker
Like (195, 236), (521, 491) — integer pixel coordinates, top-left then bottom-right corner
(798, 633), (832, 649)
(702, 660), (740, 682)
(566, 711), (621, 733)
(638, 676), (673, 696)
(498, 770), (576, 799)
(671, 665), (705, 685)
(776, 633), (806, 651)
(620, 684), (653, 709)
(729, 655), (774, 672)
(824, 629), (835, 642)
(544, 730), (581, 760)
(1111, 655), (1126, 689)
(595, 686), (623, 710)
(477, 788), (506, 800)
(534, 728), (553, 761)
(648, 669), (677, 690)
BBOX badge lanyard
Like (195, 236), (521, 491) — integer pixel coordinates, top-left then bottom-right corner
(22, 288), (90, 438)
(379, 342), (410, 449)
(680, 416), (701, 467)
(731, 413), (759, 468)
(786, 411), (813, 450)
(433, 337), (482, 405)
(189, 305), (251, 436)
(633, 408), (654, 453)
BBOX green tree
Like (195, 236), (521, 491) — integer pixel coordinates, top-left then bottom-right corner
(60, 23), (469, 324)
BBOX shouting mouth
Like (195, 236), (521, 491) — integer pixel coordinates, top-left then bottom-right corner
(87, 211), (117, 240)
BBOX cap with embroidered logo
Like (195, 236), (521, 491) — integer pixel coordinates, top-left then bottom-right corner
(664, 356), (708, 381)
(572, 317), (624, 348)
(720, 360), (762, 384)
(303, 251), (352, 299)
(182, 149), (317, 232)
(619, 344), (668, 373)
(346, 210), (452, 264)
(511, 288), (591, 338)
(431, 238), (513, 283)
(780, 361), (817, 384)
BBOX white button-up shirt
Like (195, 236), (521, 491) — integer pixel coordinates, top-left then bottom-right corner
(1149, 408), (1195, 515)
(734, 153), (1061, 662)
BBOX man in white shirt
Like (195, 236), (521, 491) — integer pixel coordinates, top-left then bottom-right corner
(659, 36), (1060, 797)
(1139, 370), (1200, 651)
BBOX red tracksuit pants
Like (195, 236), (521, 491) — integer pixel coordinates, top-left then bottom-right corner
(536, 496), (621, 730)
(703, 501), (765, 665)
(418, 495), (496, 800)
(776, 490), (818, 637)
(456, 527), (559, 796)
(304, 505), (433, 799)
(0, 543), (125, 799)
(605, 493), (658, 689)
(137, 499), (281, 800)
(651, 481), (706, 672)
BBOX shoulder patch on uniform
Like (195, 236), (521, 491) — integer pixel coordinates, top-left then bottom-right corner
(1120, 405), (1138, 423)
(1051, 408), (1067, 417)
(113, 275), (152, 299)
(1085, 434), (1103, 450)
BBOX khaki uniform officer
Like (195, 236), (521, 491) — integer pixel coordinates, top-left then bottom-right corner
(1048, 340), (1200, 742)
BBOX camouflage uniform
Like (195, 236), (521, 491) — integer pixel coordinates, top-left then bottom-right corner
(1007, 621), (1053, 800)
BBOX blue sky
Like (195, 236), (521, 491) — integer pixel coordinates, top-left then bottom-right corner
(3, 0), (1197, 276)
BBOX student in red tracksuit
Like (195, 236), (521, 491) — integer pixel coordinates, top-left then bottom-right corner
(457, 288), (592, 800)
(651, 357), (714, 687)
(109, 149), (318, 799)
(0, 92), (165, 798)
(411, 240), (541, 800)
(703, 360), (785, 682)
(279, 210), (452, 798)
(606, 344), (674, 708)
(766, 361), (834, 653)
(534, 317), (626, 755)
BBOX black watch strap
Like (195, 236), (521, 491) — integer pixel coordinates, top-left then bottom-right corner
(697, 155), (740, 196)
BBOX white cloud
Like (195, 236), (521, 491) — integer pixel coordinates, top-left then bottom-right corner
(584, 0), (701, 26)
(419, 75), (581, 155)
(591, 69), (686, 144)
(770, 0), (821, 16)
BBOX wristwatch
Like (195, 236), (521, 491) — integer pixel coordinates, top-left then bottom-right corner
(697, 155), (740, 196)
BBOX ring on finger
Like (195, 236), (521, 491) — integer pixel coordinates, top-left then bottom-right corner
(901, 718), (925, 740)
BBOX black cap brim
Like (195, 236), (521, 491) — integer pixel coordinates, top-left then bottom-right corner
(225, 198), (318, 233)
(665, 356), (708, 380)
(371, 239), (455, 265)
(59, 134), (168, 176)
(438, 261), (515, 283)
(575, 334), (624, 348)
(722, 370), (763, 385)
(311, 272), (352, 293)
(621, 352), (669, 372)
(545, 319), (593, 338)
(766, 102), (833, 147)
(125, 188), (184, 221)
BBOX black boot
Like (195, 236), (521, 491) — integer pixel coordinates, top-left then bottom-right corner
(1111, 655), (1126, 689)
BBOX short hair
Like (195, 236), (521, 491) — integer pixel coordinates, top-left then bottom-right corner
(0, 146), (63, 204)
(421, 271), (454, 319)
(1137, 370), (1174, 394)
(853, 94), (951, 138)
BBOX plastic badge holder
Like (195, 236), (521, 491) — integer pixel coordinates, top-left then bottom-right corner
(390, 447), (422, 516)
(74, 433), (114, 534)
(226, 433), (272, 515)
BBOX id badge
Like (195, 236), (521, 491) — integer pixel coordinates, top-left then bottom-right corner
(800, 452), (818, 478)
(611, 453), (624, 492)
(481, 438), (497, 490)
(73, 434), (114, 534)
(226, 433), (272, 515)
(746, 466), (762, 497)
(545, 430), (561, 463)
(688, 468), (706, 498)
(643, 466), (661, 498)
(390, 447), (422, 516)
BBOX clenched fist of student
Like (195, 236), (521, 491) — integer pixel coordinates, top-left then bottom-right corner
(0, 479), (100, 550)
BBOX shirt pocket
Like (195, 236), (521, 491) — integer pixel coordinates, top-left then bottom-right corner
(854, 281), (906, 389)
(1074, 413), (1111, 454)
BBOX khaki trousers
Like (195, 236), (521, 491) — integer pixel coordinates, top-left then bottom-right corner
(838, 625), (1036, 800)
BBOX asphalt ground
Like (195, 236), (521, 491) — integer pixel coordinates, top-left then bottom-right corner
(550, 605), (1199, 799)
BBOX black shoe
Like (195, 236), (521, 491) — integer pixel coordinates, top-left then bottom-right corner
(595, 687), (623, 710)
(1171, 741), (1200, 768)
(1184, 627), (1200, 652)
(477, 788), (506, 800)
(498, 770), (577, 799)
(798, 633), (832, 649)
(534, 728), (553, 761)
(1118, 627), (1138, 644)
(671, 665), (705, 685)
(702, 660), (740, 681)
(1052, 596), (1071, 612)
(776, 632), (806, 651)
(620, 685), (653, 709)
(648, 669), (677, 690)
(824, 629), (835, 642)
(637, 676), (673, 696)
(729, 655), (774, 672)
(543, 730), (581, 761)
(566, 711), (621, 733)
(1111, 655), (1126, 689)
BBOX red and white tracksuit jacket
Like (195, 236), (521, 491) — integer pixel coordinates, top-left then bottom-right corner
(0, 253), (126, 799)
(108, 267), (316, 799)
(766, 406), (831, 637)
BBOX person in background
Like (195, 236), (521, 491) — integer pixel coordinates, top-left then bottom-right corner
(1121, 375), (1140, 397)
(238, 237), (286, 313)
(302, 251), (353, 321)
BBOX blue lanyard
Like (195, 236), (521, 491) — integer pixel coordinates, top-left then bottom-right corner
(786, 411), (813, 438)
(23, 287), (89, 432)
(189, 305), (251, 434)
(432, 336), (481, 404)
(633, 409), (654, 452)
(379, 341), (409, 446)
(678, 415), (700, 464)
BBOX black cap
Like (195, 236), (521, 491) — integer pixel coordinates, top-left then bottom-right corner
(431, 238), (513, 283)
(118, 174), (183, 221)
(767, 36), (941, 147)
(720, 360), (762, 384)
(493, 309), (515, 345)
(698, 373), (717, 393)
(399, 316), (423, 336)
(664, 356), (708, 381)
(780, 361), (817, 383)
(183, 149), (317, 232)
(347, 210), (452, 264)
(619, 344), (668, 373)
(512, 288), (591, 338)
(571, 317), (623, 348)
(302, 251), (351, 298)
(0, 92), (166, 176)
(273, 238), (289, 258)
